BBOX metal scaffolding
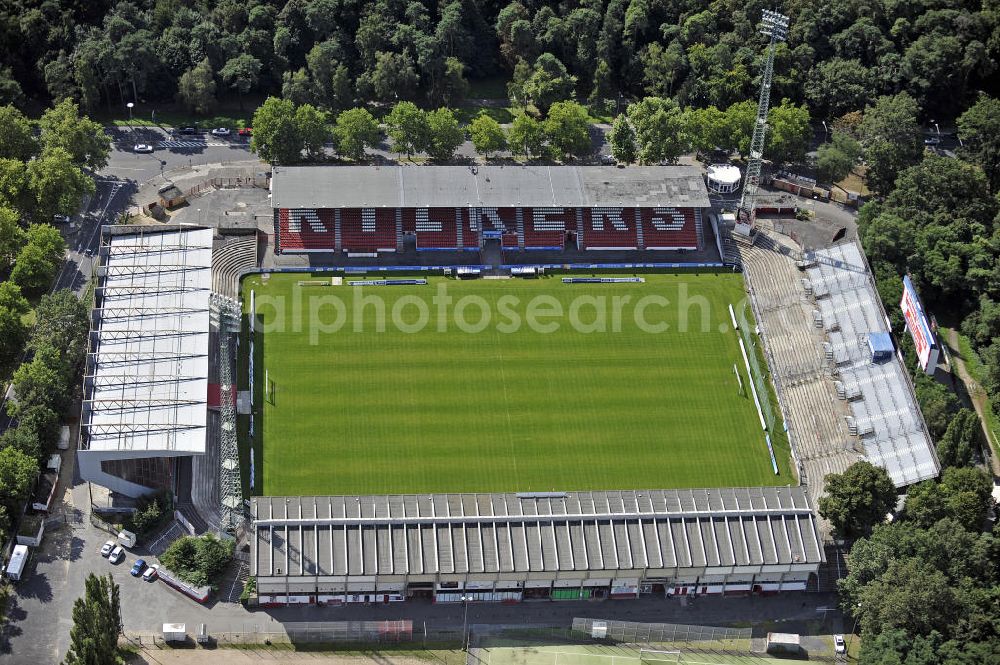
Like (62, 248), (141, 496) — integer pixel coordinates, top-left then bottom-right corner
(734, 9), (789, 240)
(212, 294), (245, 535)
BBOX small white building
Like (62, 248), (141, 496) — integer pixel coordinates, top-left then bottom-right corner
(706, 164), (742, 194)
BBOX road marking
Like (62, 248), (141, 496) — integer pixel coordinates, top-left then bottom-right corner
(157, 140), (239, 148)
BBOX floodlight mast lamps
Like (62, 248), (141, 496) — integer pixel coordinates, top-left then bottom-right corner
(734, 9), (789, 238)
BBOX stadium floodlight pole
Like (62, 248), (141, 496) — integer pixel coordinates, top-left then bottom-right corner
(734, 9), (789, 239)
(461, 595), (470, 651)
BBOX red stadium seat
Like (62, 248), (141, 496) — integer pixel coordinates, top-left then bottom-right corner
(641, 207), (698, 250)
(581, 207), (639, 250)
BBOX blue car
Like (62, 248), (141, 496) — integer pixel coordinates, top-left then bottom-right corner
(130, 559), (146, 577)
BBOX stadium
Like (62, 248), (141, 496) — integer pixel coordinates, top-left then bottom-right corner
(77, 164), (939, 606)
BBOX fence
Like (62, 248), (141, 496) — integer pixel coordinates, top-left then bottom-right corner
(125, 620), (463, 647)
(737, 301), (777, 433)
(183, 173), (268, 199)
(570, 619), (750, 645)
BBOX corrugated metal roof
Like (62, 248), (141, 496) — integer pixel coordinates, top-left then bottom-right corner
(270, 165), (711, 210)
(805, 241), (939, 486)
(251, 488), (823, 578)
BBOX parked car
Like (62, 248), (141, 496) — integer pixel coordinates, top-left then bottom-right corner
(142, 564), (159, 582)
(52, 214), (71, 224)
(211, 127), (231, 136)
(178, 126), (198, 135)
(923, 136), (941, 145)
(238, 127), (253, 137)
(599, 154), (616, 165)
(109, 545), (125, 564)
(100, 540), (115, 557)
(834, 635), (846, 654)
(133, 143), (153, 153)
(130, 559), (147, 577)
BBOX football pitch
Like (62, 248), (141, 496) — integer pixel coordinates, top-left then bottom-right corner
(242, 272), (791, 496)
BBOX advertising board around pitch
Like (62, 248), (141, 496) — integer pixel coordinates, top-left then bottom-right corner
(900, 275), (939, 374)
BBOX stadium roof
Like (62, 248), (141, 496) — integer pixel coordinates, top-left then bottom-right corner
(806, 241), (939, 486)
(270, 165), (711, 210)
(82, 226), (213, 454)
(251, 487), (822, 579)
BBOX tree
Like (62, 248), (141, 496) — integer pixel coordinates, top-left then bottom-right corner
(282, 68), (313, 106)
(641, 41), (685, 97)
(63, 574), (121, 665)
(0, 159), (30, 213)
(26, 149), (94, 223)
(608, 115), (637, 165)
(522, 53), (576, 114)
(818, 461), (896, 539)
(31, 288), (90, 370)
(11, 224), (67, 294)
(627, 97), (685, 164)
(177, 58), (217, 115)
(856, 558), (959, 638)
(251, 97), (302, 165)
(0, 446), (38, 513)
(0, 105), (38, 162)
(804, 59), (874, 119)
(425, 108), (465, 162)
(161, 534), (234, 586)
(0, 281), (28, 371)
(438, 57), (470, 107)
(508, 113), (545, 159)
(220, 54), (262, 110)
(365, 51), (419, 103)
(0, 206), (24, 271)
(37, 99), (110, 170)
(816, 132), (862, 184)
(294, 104), (329, 161)
(936, 408), (982, 468)
(469, 114), (507, 159)
(588, 59), (615, 111)
(544, 100), (591, 159)
(8, 343), (69, 417)
(15, 403), (60, 457)
(385, 101), (429, 158)
(957, 94), (1000, 192)
(767, 100), (810, 165)
(859, 93), (923, 196)
(333, 108), (381, 161)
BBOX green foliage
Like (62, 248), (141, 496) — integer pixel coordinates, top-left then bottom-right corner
(608, 115), (637, 165)
(816, 132), (862, 184)
(425, 108), (464, 162)
(124, 491), (171, 536)
(25, 148), (95, 223)
(818, 461), (897, 539)
(858, 93), (923, 196)
(30, 289), (90, 371)
(294, 104), (330, 160)
(63, 574), (122, 665)
(521, 53), (576, 114)
(0, 282), (28, 371)
(508, 113), (545, 159)
(363, 51), (419, 103)
(0, 160), (30, 213)
(957, 94), (1000, 192)
(386, 101), (430, 158)
(10, 343), (70, 418)
(626, 97), (685, 164)
(766, 100), (810, 165)
(904, 467), (994, 532)
(0, 105), (37, 162)
(251, 97), (302, 164)
(333, 108), (381, 161)
(543, 100), (591, 159)
(220, 54), (262, 107)
(11, 222), (67, 293)
(0, 446), (38, 519)
(37, 99), (110, 170)
(935, 408), (982, 469)
(469, 114), (507, 159)
(804, 59), (874, 119)
(177, 58), (217, 115)
(161, 534), (234, 587)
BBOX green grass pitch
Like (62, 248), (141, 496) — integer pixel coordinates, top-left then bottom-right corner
(241, 272), (791, 496)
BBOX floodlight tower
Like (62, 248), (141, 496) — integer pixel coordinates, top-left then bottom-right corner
(734, 9), (789, 240)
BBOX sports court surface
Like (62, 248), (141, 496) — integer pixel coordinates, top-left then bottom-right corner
(243, 272), (790, 496)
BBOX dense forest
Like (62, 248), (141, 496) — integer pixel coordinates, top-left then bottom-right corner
(0, 0), (997, 120)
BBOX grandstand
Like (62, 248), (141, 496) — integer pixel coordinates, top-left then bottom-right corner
(269, 165), (709, 255)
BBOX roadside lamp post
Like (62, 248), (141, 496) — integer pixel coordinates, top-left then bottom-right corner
(461, 595), (470, 651)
